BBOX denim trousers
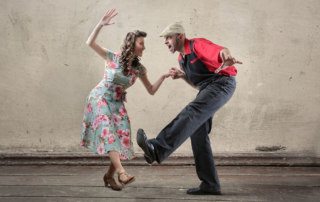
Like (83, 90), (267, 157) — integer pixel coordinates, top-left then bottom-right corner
(149, 75), (236, 191)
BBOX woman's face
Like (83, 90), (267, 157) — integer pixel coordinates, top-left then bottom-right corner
(133, 37), (145, 57)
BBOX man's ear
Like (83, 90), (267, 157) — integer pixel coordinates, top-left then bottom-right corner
(178, 33), (184, 40)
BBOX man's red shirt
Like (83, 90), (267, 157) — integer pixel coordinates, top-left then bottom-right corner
(178, 38), (237, 76)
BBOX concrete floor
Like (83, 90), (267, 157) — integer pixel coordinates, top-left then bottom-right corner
(0, 165), (319, 202)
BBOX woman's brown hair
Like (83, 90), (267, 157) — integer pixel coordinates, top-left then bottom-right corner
(119, 30), (147, 75)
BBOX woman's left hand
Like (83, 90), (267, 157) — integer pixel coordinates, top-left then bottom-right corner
(163, 72), (171, 79)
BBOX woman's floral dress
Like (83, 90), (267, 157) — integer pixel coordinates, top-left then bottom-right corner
(81, 50), (146, 160)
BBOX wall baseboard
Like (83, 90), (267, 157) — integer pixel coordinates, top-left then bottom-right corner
(0, 152), (319, 166)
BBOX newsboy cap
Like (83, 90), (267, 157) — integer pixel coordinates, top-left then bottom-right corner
(160, 23), (185, 37)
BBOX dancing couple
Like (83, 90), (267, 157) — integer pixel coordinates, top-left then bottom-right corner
(81, 9), (241, 195)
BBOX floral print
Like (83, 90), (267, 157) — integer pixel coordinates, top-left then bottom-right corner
(81, 49), (146, 160)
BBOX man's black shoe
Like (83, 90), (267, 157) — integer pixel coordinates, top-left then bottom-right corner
(136, 129), (156, 164)
(186, 187), (222, 195)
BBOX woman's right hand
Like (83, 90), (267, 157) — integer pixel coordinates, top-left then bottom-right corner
(99, 9), (118, 26)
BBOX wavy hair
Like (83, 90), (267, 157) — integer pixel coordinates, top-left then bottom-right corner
(119, 30), (147, 75)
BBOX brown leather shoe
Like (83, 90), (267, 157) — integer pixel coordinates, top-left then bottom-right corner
(118, 171), (135, 186)
(103, 174), (122, 191)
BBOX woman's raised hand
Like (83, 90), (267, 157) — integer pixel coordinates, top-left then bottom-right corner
(99, 9), (118, 26)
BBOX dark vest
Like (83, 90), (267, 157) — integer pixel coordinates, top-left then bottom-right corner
(178, 40), (216, 86)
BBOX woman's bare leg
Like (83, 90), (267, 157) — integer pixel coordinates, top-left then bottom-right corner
(108, 151), (125, 174)
(106, 162), (116, 177)
(108, 150), (135, 185)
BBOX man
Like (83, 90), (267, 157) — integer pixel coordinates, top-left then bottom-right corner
(137, 23), (242, 195)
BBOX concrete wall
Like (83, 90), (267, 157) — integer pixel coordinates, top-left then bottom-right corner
(0, 0), (319, 157)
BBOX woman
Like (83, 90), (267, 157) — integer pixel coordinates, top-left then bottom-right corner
(80, 9), (170, 191)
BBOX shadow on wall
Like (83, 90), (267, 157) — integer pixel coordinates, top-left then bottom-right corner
(255, 145), (286, 152)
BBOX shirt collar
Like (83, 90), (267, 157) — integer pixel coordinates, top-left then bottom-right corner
(183, 38), (191, 55)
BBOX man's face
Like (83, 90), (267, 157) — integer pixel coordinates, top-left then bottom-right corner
(164, 34), (181, 54)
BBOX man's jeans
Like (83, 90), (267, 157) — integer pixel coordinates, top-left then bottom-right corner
(149, 75), (236, 191)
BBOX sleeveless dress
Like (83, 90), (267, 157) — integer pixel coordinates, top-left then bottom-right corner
(80, 49), (146, 160)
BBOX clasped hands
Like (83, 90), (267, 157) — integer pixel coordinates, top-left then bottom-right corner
(162, 68), (184, 80)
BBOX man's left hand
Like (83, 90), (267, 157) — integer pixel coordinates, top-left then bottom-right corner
(215, 52), (242, 74)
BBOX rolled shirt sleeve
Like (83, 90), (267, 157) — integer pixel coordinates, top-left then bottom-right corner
(193, 38), (224, 72)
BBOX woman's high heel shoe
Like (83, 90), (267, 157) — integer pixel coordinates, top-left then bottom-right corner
(118, 171), (135, 186)
(103, 174), (122, 191)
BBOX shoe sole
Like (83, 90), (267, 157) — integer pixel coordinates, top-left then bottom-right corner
(121, 177), (135, 187)
(136, 129), (154, 164)
(187, 192), (222, 195)
(186, 189), (222, 195)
